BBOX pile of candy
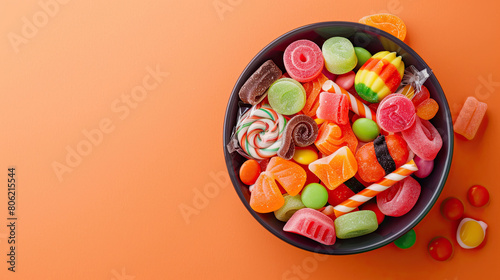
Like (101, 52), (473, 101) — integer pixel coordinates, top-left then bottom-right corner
(227, 33), (447, 246)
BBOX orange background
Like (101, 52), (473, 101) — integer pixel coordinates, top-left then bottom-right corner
(1, 0), (499, 279)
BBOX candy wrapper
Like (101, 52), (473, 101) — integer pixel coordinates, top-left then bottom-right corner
(398, 65), (432, 96)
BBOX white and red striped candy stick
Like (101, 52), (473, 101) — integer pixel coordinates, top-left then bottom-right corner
(333, 160), (418, 217)
(322, 80), (377, 122)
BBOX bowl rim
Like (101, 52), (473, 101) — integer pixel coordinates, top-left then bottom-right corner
(223, 21), (454, 255)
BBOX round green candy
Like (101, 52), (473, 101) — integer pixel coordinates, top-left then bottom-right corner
(352, 118), (380, 142)
(322, 37), (357, 75)
(274, 194), (305, 222)
(267, 78), (306, 115)
(394, 229), (417, 249)
(334, 210), (378, 239)
(300, 183), (328, 209)
(354, 47), (372, 69)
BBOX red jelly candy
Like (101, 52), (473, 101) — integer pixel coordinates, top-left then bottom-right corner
(377, 176), (421, 217)
(283, 208), (336, 245)
(428, 237), (453, 261)
(317, 92), (350, 125)
(284, 40), (324, 82)
(467, 185), (489, 207)
(440, 197), (464, 220)
(376, 94), (416, 133)
(327, 184), (355, 206)
(412, 85), (430, 107)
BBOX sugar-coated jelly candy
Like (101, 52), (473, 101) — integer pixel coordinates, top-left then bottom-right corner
(354, 47), (371, 70)
(314, 121), (358, 156)
(359, 14), (407, 41)
(413, 155), (434, 178)
(293, 147), (318, 165)
(309, 146), (358, 190)
(354, 51), (405, 103)
(352, 118), (380, 142)
(428, 237), (453, 261)
(284, 208), (336, 245)
(440, 197), (464, 221)
(376, 93), (416, 133)
(301, 73), (329, 117)
(267, 78), (306, 115)
(239, 60), (282, 105)
(416, 98), (439, 120)
(360, 202), (385, 224)
(453, 96), (487, 140)
(317, 92), (350, 125)
(467, 185), (489, 207)
(322, 37), (357, 75)
(284, 40), (324, 82)
(334, 210), (378, 239)
(335, 71), (355, 90)
(301, 183), (329, 209)
(274, 194), (305, 222)
(327, 184), (355, 207)
(456, 218), (487, 249)
(239, 159), (261, 185)
(249, 172), (285, 213)
(266, 157), (306, 196)
(394, 229), (416, 249)
(355, 134), (409, 183)
(377, 176), (421, 217)
(401, 117), (442, 161)
(411, 85), (430, 107)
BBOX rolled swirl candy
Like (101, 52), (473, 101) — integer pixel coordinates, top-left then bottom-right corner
(354, 51), (405, 103)
(333, 160), (418, 217)
(322, 80), (377, 121)
(236, 103), (287, 160)
(277, 115), (318, 160)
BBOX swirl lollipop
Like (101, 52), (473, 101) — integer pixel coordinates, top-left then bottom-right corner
(236, 103), (287, 160)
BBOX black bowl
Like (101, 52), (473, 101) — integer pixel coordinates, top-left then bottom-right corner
(223, 22), (453, 255)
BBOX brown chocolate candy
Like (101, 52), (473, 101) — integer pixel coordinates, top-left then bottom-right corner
(238, 60), (282, 105)
(277, 115), (318, 160)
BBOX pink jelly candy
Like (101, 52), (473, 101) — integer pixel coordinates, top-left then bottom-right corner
(376, 94), (416, 133)
(414, 155), (434, 178)
(283, 208), (336, 245)
(322, 66), (337, 81)
(377, 176), (421, 217)
(316, 92), (349, 125)
(284, 40), (324, 82)
(335, 71), (355, 90)
(401, 117), (443, 160)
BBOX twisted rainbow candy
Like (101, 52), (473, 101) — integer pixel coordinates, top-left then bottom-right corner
(354, 51), (405, 103)
(236, 103), (287, 160)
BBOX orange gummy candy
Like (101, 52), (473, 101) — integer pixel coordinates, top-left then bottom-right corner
(416, 98), (439, 120)
(308, 146), (358, 190)
(266, 157), (307, 196)
(359, 14), (407, 41)
(454, 97), (487, 140)
(400, 84), (415, 99)
(315, 122), (358, 156)
(301, 73), (329, 117)
(249, 172), (285, 213)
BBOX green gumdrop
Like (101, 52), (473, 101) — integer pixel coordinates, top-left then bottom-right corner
(274, 194), (305, 222)
(322, 37), (357, 75)
(394, 229), (417, 249)
(267, 78), (306, 115)
(300, 183), (328, 209)
(352, 118), (380, 142)
(354, 47), (372, 70)
(334, 210), (378, 239)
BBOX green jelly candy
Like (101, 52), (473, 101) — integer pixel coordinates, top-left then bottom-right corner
(394, 229), (417, 249)
(334, 210), (378, 239)
(352, 118), (380, 142)
(322, 37), (357, 75)
(274, 194), (305, 222)
(354, 47), (372, 70)
(300, 183), (328, 209)
(267, 78), (306, 115)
